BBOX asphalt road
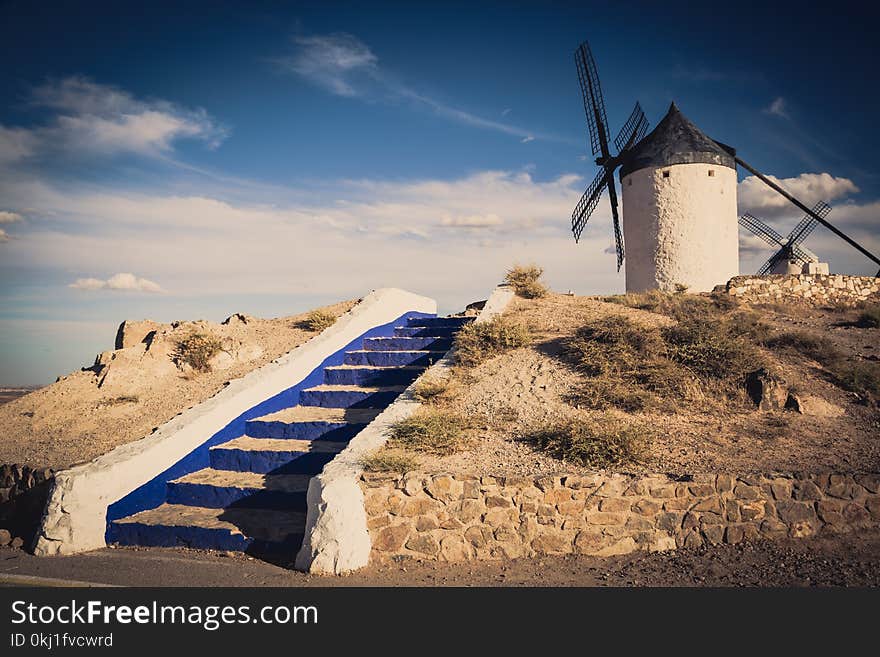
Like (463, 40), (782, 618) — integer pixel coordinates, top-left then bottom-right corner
(2, 529), (879, 587)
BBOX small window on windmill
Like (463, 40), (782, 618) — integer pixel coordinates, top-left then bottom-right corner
(662, 170), (670, 178)
(627, 178), (632, 186)
(708, 169), (715, 177)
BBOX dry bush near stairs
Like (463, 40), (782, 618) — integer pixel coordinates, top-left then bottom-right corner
(412, 375), (455, 404)
(562, 310), (765, 412)
(504, 264), (549, 299)
(388, 409), (468, 455)
(361, 449), (420, 475)
(299, 309), (337, 332)
(174, 332), (223, 373)
(454, 315), (531, 367)
(526, 416), (648, 468)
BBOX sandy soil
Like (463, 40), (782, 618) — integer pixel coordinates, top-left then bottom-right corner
(0, 300), (357, 469)
(416, 293), (880, 476)
(2, 530), (878, 587)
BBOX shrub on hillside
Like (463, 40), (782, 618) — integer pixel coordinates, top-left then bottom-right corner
(454, 316), (531, 367)
(855, 304), (880, 328)
(527, 417), (648, 468)
(175, 333), (223, 373)
(504, 264), (549, 299)
(388, 409), (467, 455)
(361, 449), (420, 475)
(299, 309), (337, 332)
(412, 375), (455, 404)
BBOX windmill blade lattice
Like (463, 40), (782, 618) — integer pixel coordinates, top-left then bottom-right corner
(614, 103), (649, 154)
(574, 42), (610, 157)
(571, 169), (608, 242)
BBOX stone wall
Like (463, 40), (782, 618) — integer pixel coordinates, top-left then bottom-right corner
(0, 464), (54, 549)
(361, 471), (880, 562)
(720, 274), (879, 307)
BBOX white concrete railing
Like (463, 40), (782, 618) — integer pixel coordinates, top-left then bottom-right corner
(295, 284), (515, 575)
(34, 288), (437, 556)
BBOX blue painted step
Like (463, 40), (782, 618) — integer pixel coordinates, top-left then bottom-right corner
(363, 336), (452, 351)
(343, 350), (445, 367)
(406, 316), (473, 328)
(299, 384), (405, 409)
(209, 437), (344, 474)
(166, 469), (310, 510)
(393, 326), (458, 338)
(244, 407), (379, 441)
(109, 504), (305, 553)
(323, 365), (424, 386)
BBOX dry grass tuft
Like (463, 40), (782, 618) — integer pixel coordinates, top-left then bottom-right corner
(454, 315), (531, 367)
(175, 333), (223, 372)
(412, 375), (455, 404)
(855, 304), (880, 328)
(562, 305), (768, 412)
(505, 264), (549, 299)
(761, 331), (842, 365)
(388, 409), (468, 455)
(299, 309), (337, 332)
(361, 449), (420, 475)
(98, 395), (140, 407)
(526, 416), (648, 468)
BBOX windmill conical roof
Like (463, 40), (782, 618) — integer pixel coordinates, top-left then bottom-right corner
(618, 102), (735, 179)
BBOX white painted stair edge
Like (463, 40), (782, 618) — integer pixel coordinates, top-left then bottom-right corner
(295, 284), (516, 575)
(34, 288), (437, 556)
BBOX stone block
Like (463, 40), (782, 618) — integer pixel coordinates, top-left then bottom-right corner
(793, 481), (823, 501)
(558, 499), (587, 516)
(415, 515), (439, 532)
(599, 497), (630, 513)
(655, 511), (683, 533)
(776, 500), (818, 525)
(485, 495), (513, 508)
(632, 498), (661, 516)
(531, 528), (574, 554)
(405, 534), (440, 556)
(374, 524), (410, 552)
(439, 535), (473, 562)
(425, 475), (463, 502)
(585, 511), (626, 526)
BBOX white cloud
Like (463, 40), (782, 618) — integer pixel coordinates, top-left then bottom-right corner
(0, 77), (226, 164)
(69, 272), (164, 293)
(501, 108), (512, 117)
(440, 213), (503, 228)
(0, 228), (9, 243)
(0, 211), (23, 223)
(738, 172), (859, 218)
(278, 33), (378, 97)
(763, 97), (789, 119)
(276, 32), (564, 143)
(521, 135), (535, 143)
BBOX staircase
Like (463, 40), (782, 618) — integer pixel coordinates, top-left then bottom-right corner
(108, 315), (473, 555)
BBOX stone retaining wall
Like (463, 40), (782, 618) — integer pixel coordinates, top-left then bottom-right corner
(0, 464), (54, 549)
(361, 471), (880, 562)
(720, 274), (879, 307)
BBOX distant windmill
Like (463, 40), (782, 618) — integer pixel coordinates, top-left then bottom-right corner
(570, 39), (880, 289)
(571, 41), (649, 270)
(740, 201), (831, 275)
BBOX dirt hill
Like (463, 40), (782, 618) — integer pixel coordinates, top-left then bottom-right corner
(0, 300), (357, 469)
(398, 291), (880, 476)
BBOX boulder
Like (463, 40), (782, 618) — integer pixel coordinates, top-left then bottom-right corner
(114, 320), (164, 350)
(745, 368), (788, 410)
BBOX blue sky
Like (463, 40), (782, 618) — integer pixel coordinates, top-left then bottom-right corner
(1, 1), (878, 385)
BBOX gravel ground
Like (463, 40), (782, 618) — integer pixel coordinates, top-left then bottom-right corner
(2, 531), (878, 587)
